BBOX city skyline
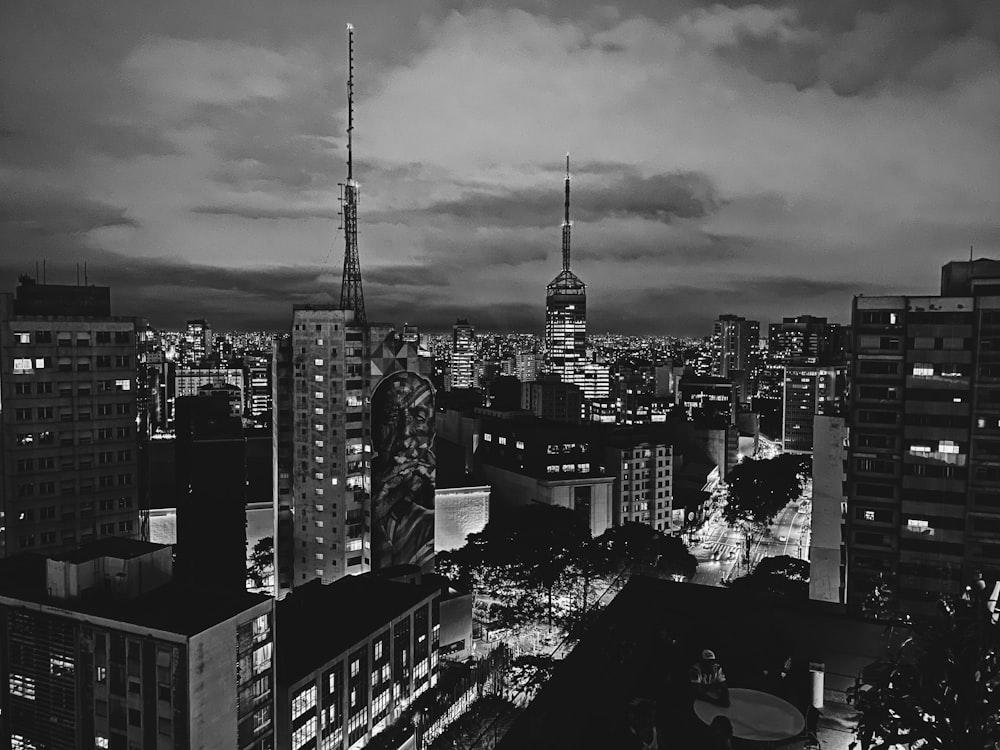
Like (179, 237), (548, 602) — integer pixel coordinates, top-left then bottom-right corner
(2, 1), (999, 334)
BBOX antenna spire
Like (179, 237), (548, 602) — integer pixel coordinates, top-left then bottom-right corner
(562, 153), (572, 272)
(346, 22), (354, 182)
(339, 22), (367, 326)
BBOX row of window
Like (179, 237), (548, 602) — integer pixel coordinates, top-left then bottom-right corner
(15, 475), (133, 497)
(14, 378), (130, 395)
(11, 330), (131, 345)
(12, 355), (131, 373)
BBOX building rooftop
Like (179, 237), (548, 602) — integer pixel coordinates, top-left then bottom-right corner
(546, 269), (586, 294)
(276, 574), (439, 684)
(0, 553), (270, 637)
(55, 537), (168, 564)
(497, 575), (883, 749)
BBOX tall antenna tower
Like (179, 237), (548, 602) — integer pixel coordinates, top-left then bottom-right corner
(561, 153), (572, 272)
(339, 22), (367, 326)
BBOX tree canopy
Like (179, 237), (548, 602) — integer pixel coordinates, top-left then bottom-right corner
(726, 554), (809, 598)
(848, 590), (1000, 749)
(723, 454), (804, 528)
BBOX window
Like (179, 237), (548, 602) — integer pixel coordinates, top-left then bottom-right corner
(483, 433), (492, 442)
(253, 704), (272, 733)
(9, 673), (35, 700)
(498, 436), (507, 445)
(96, 736), (110, 749)
(912, 364), (934, 377)
(292, 684), (317, 720)
(14, 331), (30, 343)
(115, 378), (130, 391)
(253, 643), (272, 674)
(13, 358), (33, 373)
(515, 440), (525, 449)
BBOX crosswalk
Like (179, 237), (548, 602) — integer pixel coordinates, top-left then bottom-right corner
(700, 540), (739, 559)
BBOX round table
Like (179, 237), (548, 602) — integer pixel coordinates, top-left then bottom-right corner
(694, 687), (805, 743)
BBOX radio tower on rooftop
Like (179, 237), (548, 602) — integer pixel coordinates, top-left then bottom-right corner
(339, 22), (367, 327)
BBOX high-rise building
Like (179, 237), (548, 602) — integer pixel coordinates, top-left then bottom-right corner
(781, 364), (847, 453)
(0, 539), (275, 750)
(0, 279), (143, 559)
(175, 392), (248, 592)
(768, 315), (848, 364)
(544, 156), (587, 390)
(182, 319), (212, 367)
(579, 362), (611, 401)
(712, 314), (759, 378)
(282, 307), (372, 588)
(447, 318), (476, 390)
(846, 258), (1000, 614)
(515, 352), (541, 383)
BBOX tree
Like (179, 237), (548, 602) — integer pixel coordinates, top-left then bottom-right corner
(247, 536), (273, 590)
(722, 455), (804, 572)
(847, 584), (1000, 749)
(726, 554), (809, 598)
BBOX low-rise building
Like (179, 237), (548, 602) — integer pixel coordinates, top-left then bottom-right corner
(0, 539), (275, 750)
(275, 574), (440, 750)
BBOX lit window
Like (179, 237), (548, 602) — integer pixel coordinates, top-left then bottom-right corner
(577, 463), (590, 472)
(14, 332), (30, 344)
(515, 440), (525, 449)
(314, 391), (324, 399)
(483, 433), (492, 442)
(910, 445), (931, 453)
(314, 407), (324, 415)
(547, 465), (560, 474)
(315, 520), (323, 528)
(907, 519), (932, 535)
(314, 375), (324, 382)
(316, 338), (324, 346)
(315, 440), (324, 448)
(13, 358), (33, 373)
(9, 673), (35, 700)
(331, 477), (338, 486)
(375, 640), (383, 660)
(252, 614), (269, 641)
(49, 655), (74, 676)
(498, 436), (507, 445)
(315, 488), (324, 496)
(252, 643), (272, 674)
(562, 463), (575, 472)
(315, 456), (323, 463)
(864, 510), (875, 521)
(114, 379), (130, 391)
(314, 472), (324, 480)
(315, 504), (324, 512)
(938, 440), (959, 454)
(350, 660), (360, 677)
(314, 358), (324, 366)
(95, 737), (110, 749)
(315, 552), (324, 560)
(912, 364), (934, 377)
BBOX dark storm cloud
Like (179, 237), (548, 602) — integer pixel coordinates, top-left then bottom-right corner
(0, 194), (139, 236)
(701, 0), (1000, 96)
(575, 231), (752, 264)
(416, 168), (718, 227)
(593, 276), (897, 335)
(191, 205), (341, 221)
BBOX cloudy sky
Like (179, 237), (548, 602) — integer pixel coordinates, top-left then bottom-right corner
(2, 0), (999, 334)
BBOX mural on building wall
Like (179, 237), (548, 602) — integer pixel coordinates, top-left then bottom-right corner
(371, 370), (436, 571)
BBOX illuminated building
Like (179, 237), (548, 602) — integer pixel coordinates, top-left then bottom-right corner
(0, 279), (143, 559)
(275, 573), (439, 750)
(447, 318), (476, 390)
(0, 539), (274, 750)
(781, 364), (847, 453)
(544, 156), (587, 390)
(182, 319), (212, 367)
(846, 258), (1000, 614)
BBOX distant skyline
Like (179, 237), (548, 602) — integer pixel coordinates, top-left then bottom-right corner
(2, 1), (999, 335)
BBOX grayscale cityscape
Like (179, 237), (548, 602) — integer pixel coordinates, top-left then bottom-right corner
(1, 2), (999, 749)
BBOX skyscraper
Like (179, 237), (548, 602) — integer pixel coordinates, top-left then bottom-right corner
(182, 318), (211, 366)
(712, 314), (759, 377)
(447, 318), (475, 390)
(845, 258), (1000, 614)
(0, 278), (142, 559)
(544, 155), (587, 390)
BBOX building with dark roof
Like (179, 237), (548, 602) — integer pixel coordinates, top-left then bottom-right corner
(0, 278), (143, 560)
(0, 539), (274, 750)
(274, 572), (441, 750)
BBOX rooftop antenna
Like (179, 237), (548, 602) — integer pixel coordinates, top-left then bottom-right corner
(562, 153), (572, 272)
(971, 244), (974, 262)
(338, 22), (367, 327)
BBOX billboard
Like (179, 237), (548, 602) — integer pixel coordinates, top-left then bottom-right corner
(370, 371), (436, 572)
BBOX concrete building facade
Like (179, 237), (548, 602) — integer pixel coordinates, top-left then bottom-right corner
(1, 281), (142, 560)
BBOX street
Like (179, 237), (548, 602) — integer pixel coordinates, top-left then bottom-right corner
(690, 479), (812, 587)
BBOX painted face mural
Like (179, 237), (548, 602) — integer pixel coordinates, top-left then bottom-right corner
(370, 371), (436, 571)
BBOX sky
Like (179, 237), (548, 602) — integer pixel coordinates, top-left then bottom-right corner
(2, 0), (999, 335)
